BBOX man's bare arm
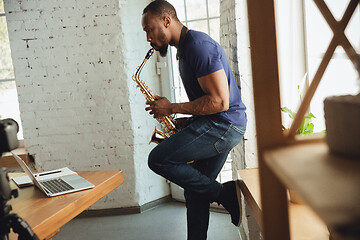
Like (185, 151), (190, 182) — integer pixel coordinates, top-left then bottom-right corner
(172, 69), (229, 115)
(146, 69), (229, 118)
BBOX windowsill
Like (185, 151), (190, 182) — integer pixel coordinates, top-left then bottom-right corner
(0, 147), (33, 167)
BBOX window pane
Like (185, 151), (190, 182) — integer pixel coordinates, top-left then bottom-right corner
(324, 0), (351, 21)
(209, 18), (220, 43)
(0, 81), (23, 139)
(187, 20), (208, 34)
(310, 53), (360, 132)
(345, 5), (360, 53)
(304, 0), (333, 57)
(0, 0), (4, 14)
(208, 0), (220, 17)
(186, 0), (207, 21)
(305, 0), (360, 132)
(0, 1), (22, 139)
(0, 16), (15, 80)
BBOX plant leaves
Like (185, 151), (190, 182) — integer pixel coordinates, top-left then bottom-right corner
(281, 107), (296, 119)
(305, 112), (316, 119)
(281, 107), (318, 134)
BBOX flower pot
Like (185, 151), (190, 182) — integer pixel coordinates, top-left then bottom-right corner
(324, 94), (360, 158)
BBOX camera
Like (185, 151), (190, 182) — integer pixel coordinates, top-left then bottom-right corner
(0, 118), (19, 156)
(0, 118), (39, 240)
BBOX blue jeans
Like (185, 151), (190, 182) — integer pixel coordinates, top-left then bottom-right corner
(148, 116), (246, 240)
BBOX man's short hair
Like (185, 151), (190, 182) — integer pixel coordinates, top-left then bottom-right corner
(143, 0), (179, 20)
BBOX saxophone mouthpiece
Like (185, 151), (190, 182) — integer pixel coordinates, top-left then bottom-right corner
(145, 48), (155, 60)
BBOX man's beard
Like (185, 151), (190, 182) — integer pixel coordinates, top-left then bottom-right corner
(156, 27), (168, 57)
(158, 44), (168, 57)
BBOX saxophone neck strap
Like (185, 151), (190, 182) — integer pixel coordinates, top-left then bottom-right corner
(176, 25), (188, 60)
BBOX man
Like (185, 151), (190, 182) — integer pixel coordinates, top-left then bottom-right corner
(142, 1), (247, 239)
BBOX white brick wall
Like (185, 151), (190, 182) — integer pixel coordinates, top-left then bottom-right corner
(220, 0), (257, 171)
(4, 0), (169, 209)
(220, 0), (260, 239)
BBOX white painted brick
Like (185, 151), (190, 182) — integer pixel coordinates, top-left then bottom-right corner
(51, 9), (79, 22)
(24, 39), (43, 49)
(8, 29), (37, 41)
(43, 16), (62, 29)
(3, 0), (21, 12)
(6, 20), (24, 32)
(23, 19), (46, 31)
(37, 125), (78, 136)
(75, 1), (94, 9)
(10, 39), (29, 52)
(37, 1), (62, 9)
(18, 10), (41, 20)
(19, 0), (39, 11)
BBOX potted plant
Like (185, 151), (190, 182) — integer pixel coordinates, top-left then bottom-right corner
(281, 106), (322, 204)
(281, 107), (317, 135)
(324, 92), (360, 158)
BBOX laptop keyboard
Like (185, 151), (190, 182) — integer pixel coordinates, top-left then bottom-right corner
(41, 178), (74, 194)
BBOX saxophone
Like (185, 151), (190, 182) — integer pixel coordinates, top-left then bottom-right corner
(132, 48), (178, 144)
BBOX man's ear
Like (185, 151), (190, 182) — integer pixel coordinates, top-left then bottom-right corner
(163, 16), (171, 28)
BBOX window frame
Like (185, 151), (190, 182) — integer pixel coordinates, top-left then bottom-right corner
(166, 0), (231, 187)
(0, 9), (16, 83)
(0, 2), (23, 140)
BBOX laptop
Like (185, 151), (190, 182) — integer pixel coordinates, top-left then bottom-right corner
(11, 151), (95, 197)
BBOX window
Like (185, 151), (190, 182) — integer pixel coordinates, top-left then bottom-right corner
(0, 0), (23, 139)
(276, 0), (360, 133)
(168, 0), (221, 109)
(167, 0), (233, 183)
(304, 0), (360, 132)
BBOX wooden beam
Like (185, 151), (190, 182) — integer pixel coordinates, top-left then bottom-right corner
(246, 0), (290, 239)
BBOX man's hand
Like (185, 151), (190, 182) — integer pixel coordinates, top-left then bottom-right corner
(145, 95), (173, 118)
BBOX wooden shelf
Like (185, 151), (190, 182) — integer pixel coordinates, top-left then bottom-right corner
(264, 138), (360, 234)
(238, 168), (329, 240)
(246, 0), (360, 238)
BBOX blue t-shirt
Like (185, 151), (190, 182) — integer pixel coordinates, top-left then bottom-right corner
(178, 30), (247, 127)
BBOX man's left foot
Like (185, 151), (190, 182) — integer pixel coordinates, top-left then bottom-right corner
(217, 180), (242, 227)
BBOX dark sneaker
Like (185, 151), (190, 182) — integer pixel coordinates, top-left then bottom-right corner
(217, 180), (242, 227)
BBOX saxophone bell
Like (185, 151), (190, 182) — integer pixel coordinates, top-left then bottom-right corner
(149, 127), (167, 144)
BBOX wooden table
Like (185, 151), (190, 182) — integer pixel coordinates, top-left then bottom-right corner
(7, 171), (124, 240)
